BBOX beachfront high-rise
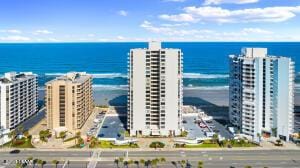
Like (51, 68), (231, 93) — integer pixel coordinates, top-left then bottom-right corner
(46, 72), (93, 133)
(0, 72), (38, 130)
(127, 42), (183, 136)
(229, 48), (295, 142)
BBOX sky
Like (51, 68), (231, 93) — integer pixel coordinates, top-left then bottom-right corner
(0, 0), (300, 42)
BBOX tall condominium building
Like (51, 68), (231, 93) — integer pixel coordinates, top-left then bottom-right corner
(46, 72), (93, 133)
(229, 48), (295, 141)
(0, 72), (38, 130)
(127, 42), (183, 136)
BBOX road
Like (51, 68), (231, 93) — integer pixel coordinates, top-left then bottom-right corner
(0, 149), (300, 167)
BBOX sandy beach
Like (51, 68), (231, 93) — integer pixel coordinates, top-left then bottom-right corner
(38, 88), (300, 118)
(39, 88), (300, 106)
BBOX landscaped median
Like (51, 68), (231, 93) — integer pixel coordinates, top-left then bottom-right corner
(3, 136), (35, 148)
(175, 139), (258, 148)
(88, 137), (139, 148)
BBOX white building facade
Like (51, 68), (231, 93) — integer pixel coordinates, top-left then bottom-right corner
(229, 48), (295, 142)
(0, 72), (38, 130)
(128, 42), (183, 136)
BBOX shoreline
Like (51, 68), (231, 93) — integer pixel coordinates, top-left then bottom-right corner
(39, 88), (300, 107)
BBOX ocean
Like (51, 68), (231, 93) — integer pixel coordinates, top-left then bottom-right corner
(1, 42), (300, 105)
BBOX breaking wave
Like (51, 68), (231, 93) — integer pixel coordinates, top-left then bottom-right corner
(45, 72), (229, 79)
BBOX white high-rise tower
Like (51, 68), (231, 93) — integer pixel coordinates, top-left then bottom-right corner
(229, 48), (295, 142)
(0, 72), (38, 130)
(127, 42), (183, 136)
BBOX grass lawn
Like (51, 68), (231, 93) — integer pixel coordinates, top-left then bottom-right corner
(230, 143), (258, 147)
(94, 141), (139, 148)
(3, 137), (35, 148)
(185, 143), (220, 148)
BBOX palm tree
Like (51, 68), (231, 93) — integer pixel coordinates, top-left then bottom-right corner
(198, 161), (204, 168)
(59, 131), (67, 142)
(160, 157), (166, 163)
(257, 133), (261, 143)
(52, 160), (59, 168)
(8, 130), (17, 147)
(212, 134), (219, 144)
(114, 158), (119, 167)
(119, 157), (124, 163)
(150, 159), (158, 167)
(140, 159), (145, 166)
(123, 161), (129, 168)
(16, 125), (25, 135)
(134, 160), (139, 167)
(75, 131), (81, 144)
(16, 162), (22, 168)
(33, 159), (38, 167)
(128, 159), (134, 165)
(37, 159), (44, 168)
(180, 160), (186, 168)
(27, 156), (33, 161)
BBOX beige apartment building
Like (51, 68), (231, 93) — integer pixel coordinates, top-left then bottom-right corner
(46, 72), (93, 133)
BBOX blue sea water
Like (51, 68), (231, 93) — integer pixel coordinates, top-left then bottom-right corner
(0, 42), (300, 91)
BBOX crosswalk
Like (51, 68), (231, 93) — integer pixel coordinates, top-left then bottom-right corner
(87, 151), (101, 168)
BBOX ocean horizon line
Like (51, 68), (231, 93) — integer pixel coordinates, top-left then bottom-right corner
(1, 41), (300, 44)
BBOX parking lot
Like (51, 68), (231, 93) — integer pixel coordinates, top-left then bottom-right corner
(97, 116), (126, 140)
(183, 116), (233, 139)
(86, 112), (105, 137)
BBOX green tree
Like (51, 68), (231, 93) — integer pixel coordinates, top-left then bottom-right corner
(151, 159), (158, 167)
(59, 131), (67, 141)
(160, 157), (166, 163)
(15, 162), (22, 168)
(75, 131), (81, 138)
(119, 157), (124, 163)
(8, 130), (17, 145)
(23, 130), (30, 138)
(244, 166), (252, 168)
(180, 160), (186, 168)
(77, 137), (84, 146)
(198, 161), (203, 168)
(114, 159), (119, 167)
(52, 160), (59, 168)
(37, 159), (46, 168)
(27, 157), (33, 161)
(212, 134), (219, 144)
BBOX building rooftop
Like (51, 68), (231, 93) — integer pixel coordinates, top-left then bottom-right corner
(242, 48), (267, 58)
(47, 72), (91, 84)
(0, 72), (36, 84)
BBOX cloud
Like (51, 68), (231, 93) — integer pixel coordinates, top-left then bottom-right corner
(203, 0), (259, 5)
(117, 36), (125, 40)
(140, 21), (278, 41)
(159, 6), (300, 23)
(0, 35), (31, 41)
(160, 23), (189, 27)
(163, 0), (186, 2)
(118, 10), (128, 16)
(242, 28), (273, 34)
(33, 30), (53, 35)
(160, 13), (197, 22)
(0, 29), (22, 34)
(87, 34), (95, 37)
(140, 20), (214, 36)
(48, 38), (60, 42)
